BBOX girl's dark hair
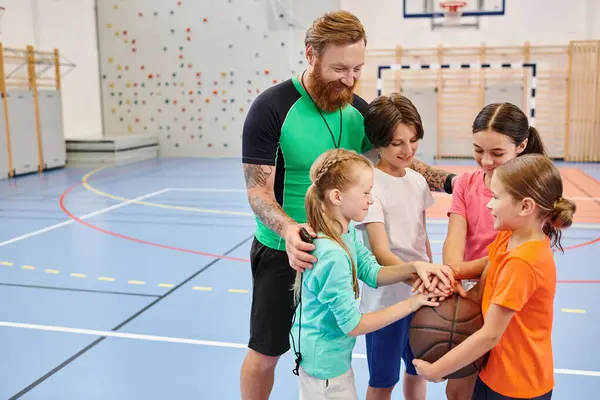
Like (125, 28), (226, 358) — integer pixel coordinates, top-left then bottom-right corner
(495, 154), (576, 253)
(364, 93), (424, 148)
(472, 103), (547, 156)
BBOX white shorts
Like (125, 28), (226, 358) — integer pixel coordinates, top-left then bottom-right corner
(462, 279), (478, 291)
(299, 366), (358, 400)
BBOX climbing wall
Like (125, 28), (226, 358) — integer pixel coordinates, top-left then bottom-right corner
(97, 0), (340, 157)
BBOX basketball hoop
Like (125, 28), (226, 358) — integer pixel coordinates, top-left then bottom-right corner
(439, 1), (466, 25)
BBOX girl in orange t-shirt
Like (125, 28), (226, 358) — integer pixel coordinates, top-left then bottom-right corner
(413, 154), (576, 400)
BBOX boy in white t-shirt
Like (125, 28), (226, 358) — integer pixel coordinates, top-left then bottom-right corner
(355, 93), (434, 400)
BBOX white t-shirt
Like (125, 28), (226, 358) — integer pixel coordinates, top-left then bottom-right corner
(355, 167), (435, 313)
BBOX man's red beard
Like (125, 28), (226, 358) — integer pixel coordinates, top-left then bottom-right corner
(307, 63), (356, 113)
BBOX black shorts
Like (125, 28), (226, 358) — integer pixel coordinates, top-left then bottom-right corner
(472, 376), (552, 400)
(248, 236), (297, 357)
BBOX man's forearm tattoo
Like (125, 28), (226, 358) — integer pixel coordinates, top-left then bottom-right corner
(247, 194), (294, 236)
(411, 159), (450, 193)
(244, 164), (295, 236)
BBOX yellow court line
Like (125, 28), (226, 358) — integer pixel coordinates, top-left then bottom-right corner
(562, 308), (586, 314)
(44, 269), (60, 274)
(21, 265), (35, 270)
(228, 289), (249, 294)
(128, 280), (145, 285)
(192, 286), (212, 291)
(158, 283), (174, 288)
(81, 167), (253, 217)
(0, 261), (13, 266)
(71, 273), (87, 278)
(98, 276), (116, 282)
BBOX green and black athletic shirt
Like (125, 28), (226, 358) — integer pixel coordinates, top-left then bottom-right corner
(242, 75), (373, 251)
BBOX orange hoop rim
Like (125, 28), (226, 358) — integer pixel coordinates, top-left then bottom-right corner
(440, 1), (467, 13)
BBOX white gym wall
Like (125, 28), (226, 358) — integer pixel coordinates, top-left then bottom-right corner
(1, 0), (103, 140)
(96, 0), (342, 157)
(342, 0), (600, 48)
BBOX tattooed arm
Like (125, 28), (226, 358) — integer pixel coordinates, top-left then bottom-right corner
(243, 163), (317, 271)
(410, 159), (457, 193)
(243, 163), (295, 237)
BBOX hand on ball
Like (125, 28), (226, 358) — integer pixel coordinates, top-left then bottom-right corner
(409, 292), (441, 312)
(412, 359), (445, 383)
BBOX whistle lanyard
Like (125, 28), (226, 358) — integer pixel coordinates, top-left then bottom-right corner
(301, 71), (343, 149)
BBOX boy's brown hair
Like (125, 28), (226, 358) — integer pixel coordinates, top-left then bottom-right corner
(364, 93), (424, 147)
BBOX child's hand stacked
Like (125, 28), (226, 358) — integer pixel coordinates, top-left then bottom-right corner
(410, 263), (467, 302)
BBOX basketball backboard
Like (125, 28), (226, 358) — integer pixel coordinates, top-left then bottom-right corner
(403, 0), (505, 19)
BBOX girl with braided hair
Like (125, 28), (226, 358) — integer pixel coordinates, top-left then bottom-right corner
(289, 148), (455, 400)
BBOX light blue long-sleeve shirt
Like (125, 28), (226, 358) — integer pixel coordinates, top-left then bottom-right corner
(290, 225), (382, 380)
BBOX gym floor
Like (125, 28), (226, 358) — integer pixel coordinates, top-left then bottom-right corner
(1, 157), (599, 399)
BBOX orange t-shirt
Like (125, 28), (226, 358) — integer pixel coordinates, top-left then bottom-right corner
(479, 230), (556, 398)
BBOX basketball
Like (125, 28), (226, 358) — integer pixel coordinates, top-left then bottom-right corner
(409, 294), (489, 379)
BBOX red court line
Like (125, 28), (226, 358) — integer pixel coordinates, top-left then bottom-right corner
(59, 179), (251, 263)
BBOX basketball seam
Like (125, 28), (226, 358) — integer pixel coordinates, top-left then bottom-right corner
(433, 307), (482, 323)
(410, 325), (477, 337)
(448, 298), (459, 355)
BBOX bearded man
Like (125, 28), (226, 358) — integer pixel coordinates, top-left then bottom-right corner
(240, 10), (456, 399)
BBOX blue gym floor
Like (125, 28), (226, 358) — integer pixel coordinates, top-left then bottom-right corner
(0, 157), (599, 399)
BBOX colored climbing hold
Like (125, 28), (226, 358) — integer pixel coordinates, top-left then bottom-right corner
(203, 17), (208, 22)
(264, 69), (270, 75)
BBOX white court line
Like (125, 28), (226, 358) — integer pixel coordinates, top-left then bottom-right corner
(0, 188), (170, 247)
(168, 188), (246, 193)
(0, 320), (598, 377)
